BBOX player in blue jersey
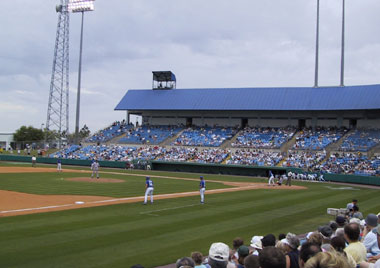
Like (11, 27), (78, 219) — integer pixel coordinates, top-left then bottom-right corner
(199, 176), (206, 204)
(144, 176), (154, 204)
(268, 170), (275, 186)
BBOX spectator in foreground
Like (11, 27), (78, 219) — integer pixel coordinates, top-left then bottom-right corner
(259, 246), (286, 268)
(281, 233), (300, 268)
(261, 234), (276, 248)
(304, 251), (350, 268)
(208, 242), (230, 268)
(330, 236), (356, 268)
(244, 255), (260, 268)
(176, 257), (195, 268)
(344, 223), (367, 265)
(362, 214), (380, 258)
(191, 252), (207, 268)
(299, 242), (321, 268)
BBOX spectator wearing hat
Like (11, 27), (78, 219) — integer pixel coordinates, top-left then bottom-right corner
(362, 214), (380, 258)
(281, 233), (300, 268)
(367, 224), (380, 264)
(208, 242), (230, 268)
(344, 223), (367, 265)
(259, 246), (286, 268)
(234, 246), (249, 268)
(318, 225), (333, 251)
(336, 216), (347, 228)
(249, 236), (263, 256)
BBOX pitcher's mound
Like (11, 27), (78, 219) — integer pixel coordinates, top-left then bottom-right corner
(66, 177), (124, 183)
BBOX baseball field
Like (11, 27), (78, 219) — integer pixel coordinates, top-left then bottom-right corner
(0, 161), (379, 267)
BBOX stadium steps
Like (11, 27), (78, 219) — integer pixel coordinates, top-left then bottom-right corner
(368, 142), (380, 158)
(222, 154), (231, 164)
(324, 128), (354, 153)
(277, 158), (286, 167)
(104, 133), (128, 145)
(160, 129), (186, 146)
(220, 129), (242, 149)
(280, 130), (300, 153)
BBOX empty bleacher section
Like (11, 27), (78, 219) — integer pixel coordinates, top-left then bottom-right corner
(171, 126), (238, 147)
(338, 129), (380, 152)
(119, 125), (183, 145)
(231, 127), (295, 149)
(87, 121), (132, 143)
(226, 149), (283, 166)
(292, 127), (347, 150)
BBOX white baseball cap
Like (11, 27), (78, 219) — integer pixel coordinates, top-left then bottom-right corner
(250, 235), (263, 249)
(209, 242), (229, 262)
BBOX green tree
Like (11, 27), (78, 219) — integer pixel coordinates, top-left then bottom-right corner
(79, 124), (91, 139)
(13, 126), (44, 142)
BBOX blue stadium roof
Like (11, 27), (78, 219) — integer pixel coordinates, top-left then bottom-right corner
(115, 84), (380, 111)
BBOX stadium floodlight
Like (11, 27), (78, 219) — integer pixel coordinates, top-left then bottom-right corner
(68, 0), (95, 13)
(68, 0), (95, 144)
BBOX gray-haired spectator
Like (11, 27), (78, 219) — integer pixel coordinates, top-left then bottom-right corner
(281, 233), (300, 268)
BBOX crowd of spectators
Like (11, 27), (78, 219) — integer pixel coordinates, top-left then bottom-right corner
(231, 127), (296, 149)
(120, 125), (183, 145)
(293, 127), (347, 150)
(87, 120), (131, 143)
(320, 152), (379, 176)
(155, 147), (230, 164)
(226, 149), (284, 166)
(282, 150), (326, 169)
(339, 129), (380, 152)
(132, 202), (380, 268)
(172, 126), (238, 147)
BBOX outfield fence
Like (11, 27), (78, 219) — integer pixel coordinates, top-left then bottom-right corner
(0, 155), (379, 186)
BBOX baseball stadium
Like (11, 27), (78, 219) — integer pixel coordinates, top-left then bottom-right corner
(1, 1), (380, 268)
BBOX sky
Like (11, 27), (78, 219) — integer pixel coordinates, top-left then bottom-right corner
(1, 0), (380, 134)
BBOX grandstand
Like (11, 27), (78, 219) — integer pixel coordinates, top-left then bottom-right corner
(52, 84), (380, 177)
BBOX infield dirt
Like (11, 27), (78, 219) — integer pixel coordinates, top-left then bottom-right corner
(0, 167), (306, 217)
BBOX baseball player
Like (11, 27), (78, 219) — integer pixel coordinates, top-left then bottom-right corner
(31, 155), (37, 167)
(199, 176), (206, 204)
(268, 170), (275, 186)
(91, 160), (100, 179)
(57, 159), (62, 172)
(144, 176), (154, 204)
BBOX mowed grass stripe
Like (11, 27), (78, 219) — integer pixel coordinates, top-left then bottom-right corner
(0, 187), (355, 267)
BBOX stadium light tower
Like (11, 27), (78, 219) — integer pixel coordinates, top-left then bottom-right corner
(68, 0), (95, 144)
(340, 0), (345, 87)
(314, 0), (320, 88)
(46, 0), (70, 149)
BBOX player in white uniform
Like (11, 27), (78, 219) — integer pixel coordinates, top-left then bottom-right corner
(144, 176), (154, 204)
(199, 176), (206, 204)
(268, 170), (275, 186)
(91, 160), (100, 179)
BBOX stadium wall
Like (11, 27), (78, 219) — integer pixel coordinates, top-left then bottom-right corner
(1, 155), (379, 186)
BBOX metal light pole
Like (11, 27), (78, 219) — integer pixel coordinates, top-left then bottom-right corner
(340, 0), (345, 87)
(314, 0), (320, 88)
(68, 0), (95, 144)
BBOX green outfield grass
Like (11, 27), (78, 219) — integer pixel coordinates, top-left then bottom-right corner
(0, 163), (379, 267)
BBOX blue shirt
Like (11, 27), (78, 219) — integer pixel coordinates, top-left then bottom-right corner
(146, 180), (153, 188)
(200, 180), (205, 188)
